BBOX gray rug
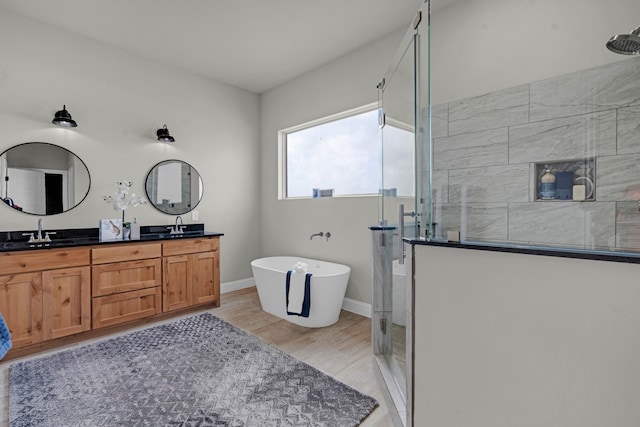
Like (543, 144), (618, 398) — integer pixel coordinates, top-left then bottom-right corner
(9, 313), (377, 426)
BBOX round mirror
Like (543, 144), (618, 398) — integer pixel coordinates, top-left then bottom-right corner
(145, 160), (203, 215)
(0, 142), (91, 216)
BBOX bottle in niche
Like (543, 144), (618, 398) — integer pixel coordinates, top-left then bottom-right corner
(540, 168), (556, 199)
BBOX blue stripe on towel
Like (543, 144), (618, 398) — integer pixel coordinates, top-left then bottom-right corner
(0, 312), (12, 360)
(285, 270), (312, 318)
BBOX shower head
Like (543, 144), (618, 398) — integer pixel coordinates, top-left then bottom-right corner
(606, 26), (640, 55)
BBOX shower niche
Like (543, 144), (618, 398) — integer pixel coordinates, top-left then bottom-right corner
(533, 158), (595, 202)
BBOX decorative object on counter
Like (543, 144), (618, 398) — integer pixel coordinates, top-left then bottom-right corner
(129, 217), (140, 240)
(99, 218), (122, 240)
(122, 223), (131, 239)
(540, 167), (556, 199)
(102, 180), (147, 237)
(51, 104), (77, 127)
(156, 124), (175, 142)
(9, 313), (377, 426)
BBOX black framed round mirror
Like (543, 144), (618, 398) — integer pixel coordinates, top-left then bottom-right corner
(0, 142), (91, 216)
(145, 160), (203, 215)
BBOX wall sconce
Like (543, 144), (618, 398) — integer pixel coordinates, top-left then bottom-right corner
(156, 124), (175, 142)
(52, 105), (77, 127)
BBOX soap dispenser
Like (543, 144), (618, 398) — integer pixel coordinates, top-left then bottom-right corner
(130, 217), (140, 240)
(540, 168), (556, 200)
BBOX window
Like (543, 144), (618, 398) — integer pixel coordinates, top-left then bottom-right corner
(280, 105), (414, 199)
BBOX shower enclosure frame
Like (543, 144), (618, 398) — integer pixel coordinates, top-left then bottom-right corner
(372, 1), (430, 426)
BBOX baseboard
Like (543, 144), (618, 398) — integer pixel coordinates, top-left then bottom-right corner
(221, 278), (255, 294)
(222, 278), (371, 318)
(342, 297), (372, 318)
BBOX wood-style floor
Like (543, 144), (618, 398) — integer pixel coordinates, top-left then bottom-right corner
(212, 287), (395, 426)
(1, 287), (395, 426)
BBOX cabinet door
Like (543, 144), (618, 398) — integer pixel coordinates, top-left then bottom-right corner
(0, 272), (43, 348)
(191, 251), (219, 306)
(42, 266), (91, 340)
(163, 255), (191, 312)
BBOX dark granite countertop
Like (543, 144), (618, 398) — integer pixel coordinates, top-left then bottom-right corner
(408, 238), (640, 264)
(0, 223), (223, 252)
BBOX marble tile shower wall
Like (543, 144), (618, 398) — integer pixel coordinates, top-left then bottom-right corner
(430, 58), (640, 250)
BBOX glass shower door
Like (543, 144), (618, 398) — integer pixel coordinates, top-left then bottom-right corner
(379, 34), (419, 242)
(378, 30), (418, 405)
(373, 3), (430, 425)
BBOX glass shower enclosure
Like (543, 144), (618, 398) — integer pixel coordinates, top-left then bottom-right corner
(371, 1), (429, 426)
(374, 0), (640, 423)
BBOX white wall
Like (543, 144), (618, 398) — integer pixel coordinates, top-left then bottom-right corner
(259, 29), (406, 304)
(0, 10), (260, 282)
(414, 244), (640, 426)
(431, 0), (640, 105)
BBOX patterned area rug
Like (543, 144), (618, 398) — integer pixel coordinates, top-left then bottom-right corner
(9, 313), (377, 426)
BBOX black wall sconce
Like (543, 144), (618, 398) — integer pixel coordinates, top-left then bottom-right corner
(52, 105), (77, 127)
(156, 124), (175, 142)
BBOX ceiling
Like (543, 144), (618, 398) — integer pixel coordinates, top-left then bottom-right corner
(0, 0), (435, 94)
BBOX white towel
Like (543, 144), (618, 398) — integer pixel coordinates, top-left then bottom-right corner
(287, 271), (306, 314)
(293, 262), (308, 273)
(287, 262), (308, 314)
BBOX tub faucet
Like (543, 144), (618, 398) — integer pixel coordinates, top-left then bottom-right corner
(310, 231), (324, 240)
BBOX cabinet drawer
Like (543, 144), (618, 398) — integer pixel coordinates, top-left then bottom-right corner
(92, 287), (162, 329)
(0, 247), (90, 274)
(162, 237), (219, 256)
(92, 242), (161, 264)
(92, 258), (161, 296)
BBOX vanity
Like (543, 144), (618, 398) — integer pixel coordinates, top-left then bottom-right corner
(0, 226), (222, 360)
(0, 140), (218, 360)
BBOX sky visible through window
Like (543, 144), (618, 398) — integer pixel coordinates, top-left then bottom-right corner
(286, 109), (414, 198)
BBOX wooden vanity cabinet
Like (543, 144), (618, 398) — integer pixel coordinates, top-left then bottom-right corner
(162, 237), (220, 312)
(1, 235), (220, 358)
(91, 242), (162, 329)
(0, 272), (43, 348)
(0, 247), (91, 349)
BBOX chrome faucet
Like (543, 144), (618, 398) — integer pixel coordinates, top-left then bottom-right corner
(169, 216), (185, 234)
(310, 231), (324, 240)
(37, 218), (43, 241)
(23, 218), (55, 243)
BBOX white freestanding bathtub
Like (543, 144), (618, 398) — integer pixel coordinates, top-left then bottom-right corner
(250, 256), (351, 327)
